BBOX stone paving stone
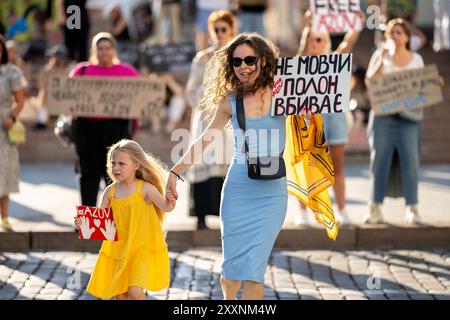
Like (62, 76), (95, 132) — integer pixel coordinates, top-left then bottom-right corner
(2, 248), (450, 300)
(408, 293), (435, 300)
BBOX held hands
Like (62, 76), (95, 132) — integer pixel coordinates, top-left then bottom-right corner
(2, 116), (14, 130)
(165, 172), (178, 211)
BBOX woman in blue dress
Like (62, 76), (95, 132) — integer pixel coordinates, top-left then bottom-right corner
(166, 33), (286, 300)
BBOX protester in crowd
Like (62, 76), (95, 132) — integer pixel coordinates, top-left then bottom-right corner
(185, 10), (237, 230)
(364, 18), (443, 224)
(237, 0), (268, 36)
(104, 4), (131, 42)
(35, 44), (73, 129)
(350, 66), (370, 127)
(69, 32), (140, 207)
(0, 35), (28, 231)
(154, 0), (182, 44)
(56, 0), (90, 62)
(6, 40), (26, 69)
(141, 67), (186, 135)
(75, 139), (175, 300)
(195, 0), (231, 51)
(294, 10), (364, 226)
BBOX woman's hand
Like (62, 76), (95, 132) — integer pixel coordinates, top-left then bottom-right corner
(166, 172), (179, 202)
(438, 75), (445, 87)
(165, 191), (176, 212)
(2, 116), (15, 130)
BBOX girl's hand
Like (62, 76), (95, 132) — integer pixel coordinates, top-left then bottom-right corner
(74, 217), (82, 230)
(2, 116), (14, 130)
(166, 189), (177, 202)
(165, 197), (176, 212)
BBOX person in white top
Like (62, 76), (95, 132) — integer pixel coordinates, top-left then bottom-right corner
(365, 18), (443, 225)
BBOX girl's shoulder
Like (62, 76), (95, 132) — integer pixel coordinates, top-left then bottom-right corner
(140, 181), (158, 195)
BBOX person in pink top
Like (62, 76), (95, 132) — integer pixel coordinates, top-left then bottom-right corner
(69, 32), (140, 207)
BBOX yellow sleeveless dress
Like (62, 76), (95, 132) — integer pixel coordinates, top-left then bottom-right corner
(86, 179), (170, 299)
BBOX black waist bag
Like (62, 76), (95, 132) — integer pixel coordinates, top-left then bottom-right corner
(236, 97), (286, 180)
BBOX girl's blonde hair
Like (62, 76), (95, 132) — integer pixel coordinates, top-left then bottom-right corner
(89, 32), (120, 65)
(107, 139), (167, 225)
(199, 33), (279, 125)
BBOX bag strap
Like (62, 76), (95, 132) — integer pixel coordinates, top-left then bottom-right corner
(80, 64), (87, 76)
(236, 97), (249, 155)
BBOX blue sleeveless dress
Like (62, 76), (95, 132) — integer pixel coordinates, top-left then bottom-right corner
(220, 94), (288, 283)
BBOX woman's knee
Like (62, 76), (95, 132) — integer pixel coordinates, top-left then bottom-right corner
(220, 277), (241, 290)
(243, 280), (264, 288)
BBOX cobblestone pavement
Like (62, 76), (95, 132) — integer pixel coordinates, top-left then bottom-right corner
(1, 248), (450, 300)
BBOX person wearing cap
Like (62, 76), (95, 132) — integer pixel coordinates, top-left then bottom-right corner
(35, 44), (73, 129)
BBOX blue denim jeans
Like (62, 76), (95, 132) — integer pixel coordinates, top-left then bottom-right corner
(238, 12), (266, 36)
(367, 113), (421, 205)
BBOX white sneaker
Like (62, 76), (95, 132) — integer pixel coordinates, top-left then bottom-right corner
(362, 203), (384, 224)
(405, 205), (420, 224)
(334, 209), (349, 226)
(294, 213), (308, 226)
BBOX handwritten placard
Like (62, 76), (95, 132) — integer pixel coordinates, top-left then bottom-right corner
(310, 0), (362, 33)
(367, 64), (443, 115)
(271, 53), (352, 116)
(48, 76), (165, 119)
(76, 206), (118, 241)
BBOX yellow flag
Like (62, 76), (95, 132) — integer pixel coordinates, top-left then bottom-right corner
(285, 115), (338, 241)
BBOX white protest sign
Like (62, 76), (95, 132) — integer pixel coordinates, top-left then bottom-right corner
(271, 53), (352, 116)
(367, 64), (443, 115)
(310, 0), (362, 33)
(48, 76), (165, 119)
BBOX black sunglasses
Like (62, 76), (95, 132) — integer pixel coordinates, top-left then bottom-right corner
(214, 27), (228, 34)
(231, 56), (259, 68)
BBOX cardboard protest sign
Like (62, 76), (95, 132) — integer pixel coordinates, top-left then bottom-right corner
(367, 64), (443, 116)
(76, 206), (118, 241)
(310, 0), (363, 33)
(143, 42), (196, 73)
(48, 76), (165, 119)
(271, 53), (352, 116)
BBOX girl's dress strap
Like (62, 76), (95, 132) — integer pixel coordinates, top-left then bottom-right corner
(137, 179), (144, 195)
(108, 182), (117, 201)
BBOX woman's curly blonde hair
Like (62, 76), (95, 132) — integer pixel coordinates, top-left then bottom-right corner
(199, 33), (280, 124)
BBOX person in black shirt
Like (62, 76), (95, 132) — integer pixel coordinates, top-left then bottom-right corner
(56, 0), (90, 62)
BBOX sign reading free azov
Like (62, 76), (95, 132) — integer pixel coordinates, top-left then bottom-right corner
(271, 53), (352, 116)
(48, 76), (165, 119)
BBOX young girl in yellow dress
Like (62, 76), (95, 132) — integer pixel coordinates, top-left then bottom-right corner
(75, 139), (176, 300)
